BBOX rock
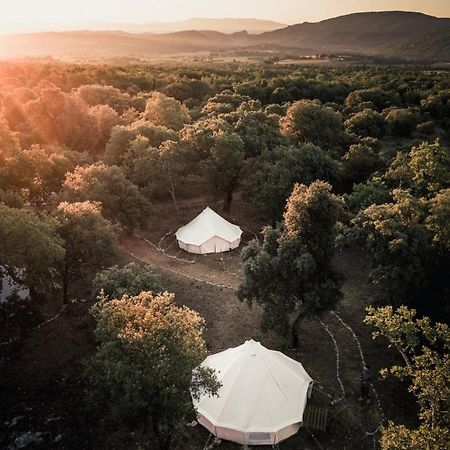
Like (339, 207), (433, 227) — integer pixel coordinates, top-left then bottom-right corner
(13, 431), (45, 449)
(54, 434), (63, 443)
(8, 416), (24, 428)
(45, 415), (61, 424)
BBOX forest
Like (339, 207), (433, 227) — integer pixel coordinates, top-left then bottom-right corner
(0, 60), (449, 449)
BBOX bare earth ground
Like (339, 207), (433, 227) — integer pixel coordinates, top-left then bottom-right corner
(0, 196), (417, 450)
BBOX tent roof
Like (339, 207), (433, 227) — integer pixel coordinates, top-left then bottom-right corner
(175, 207), (242, 246)
(193, 339), (312, 433)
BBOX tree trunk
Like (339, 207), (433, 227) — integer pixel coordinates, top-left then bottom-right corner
(290, 311), (304, 350)
(152, 416), (172, 450)
(223, 189), (233, 213)
(62, 263), (69, 305)
(168, 170), (180, 217)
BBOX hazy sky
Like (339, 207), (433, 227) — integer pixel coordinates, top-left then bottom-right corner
(1, 0), (449, 32)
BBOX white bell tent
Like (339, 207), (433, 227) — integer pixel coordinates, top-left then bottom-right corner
(175, 207), (242, 254)
(193, 340), (313, 446)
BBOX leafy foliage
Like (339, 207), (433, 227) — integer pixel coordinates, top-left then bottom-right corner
(242, 144), (340, 222)
(365, 306), (450, 450)
(62, 163), (151, 232)
(352, 189), (449, 315)
(238, 181), (343, 347)
(92, 262), (163, 300)
(53, 201), (118, 303)
(87, 291), (220, 450)
(0, 205), (65, 297)
(281, 99), (345, 153)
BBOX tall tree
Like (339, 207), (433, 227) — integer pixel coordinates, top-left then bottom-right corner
(63, 163), (150, 232)
(87, 291), (220, 450)
(352, 189), (449, 315)
(238, 181), (343, 348)
(365, 306), (449, 450)
(409, 140), (450, 197)
(53, 201), (118, 304)
(0, 205), (65, 299)
(143, 92), (191, 131)
(242, 144), (339, 223)
(281, 99), (345, 154)
(202, 131), (244, 213)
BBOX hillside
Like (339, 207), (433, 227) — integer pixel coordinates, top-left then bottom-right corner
(0, 30), (249, 59)
(258, 11), (450, 60)
(0, 11), (449, 61)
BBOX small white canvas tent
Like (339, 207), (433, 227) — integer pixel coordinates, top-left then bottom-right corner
(175, 207), (242, 254)
(193, 340), (313, 446)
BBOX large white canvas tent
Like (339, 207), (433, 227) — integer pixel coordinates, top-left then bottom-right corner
(193, 340), (313, 446)
(175, 207), (242, 254)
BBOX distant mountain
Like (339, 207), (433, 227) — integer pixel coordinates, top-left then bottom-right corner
(1, 12), (449, 62)
(257, 11), (450, 60)
(112, 18), (287, 34)
(0, 30), (250, 59)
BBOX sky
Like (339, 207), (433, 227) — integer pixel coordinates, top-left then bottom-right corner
(0, 0), (449, 33)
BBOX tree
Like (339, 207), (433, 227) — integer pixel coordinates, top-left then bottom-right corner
(62, 163), (150, 232)
(426, 188), (450, 251)
(201, 90), (249, 117)
(0, 145), (85, 207)
(351, 189), (449, 315)
(54, 202), (118, 304)
(365, 306), (449, 450)
(87, 291), (220, 450)
(121, 137), (188, 214)
(228, 107), (286, 158)
(76, 84), (130, 112)
(202, 131), (245, 213)
(238, 181), (343, 348)
(344, 109), (386, 138)
(105, 121), (177, 166)
(345, 88), (399, 111)
(92, 262), (163, 300)
(341, 143), (383, 189)
(409, 140), (450, 197)
(0, 116), (20, 160)
(143, 92), (191, 131)
(180, 116), (232, 161)
(24, 85), (99, 152)
(242, 144), (339, 223)
(280, 99), (345, 154)
(0, 205), (65, 298)
(89, 104), (120, 155)
(343, 178), (391, 211)
(385, 108), (419, 137)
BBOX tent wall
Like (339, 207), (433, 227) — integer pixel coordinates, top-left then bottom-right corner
(197, 414), (301, 446)
(274, 423), (301, 444)
(177, 236), (241, 255)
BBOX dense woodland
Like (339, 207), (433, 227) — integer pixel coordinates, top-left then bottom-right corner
(0, 61), (449, 449)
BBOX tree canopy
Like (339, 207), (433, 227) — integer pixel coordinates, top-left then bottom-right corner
(92, 262), (163, 300)
(238, 181), (343, 347)
(87, 291), (219, 450)
(365, 306), (449, 450)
